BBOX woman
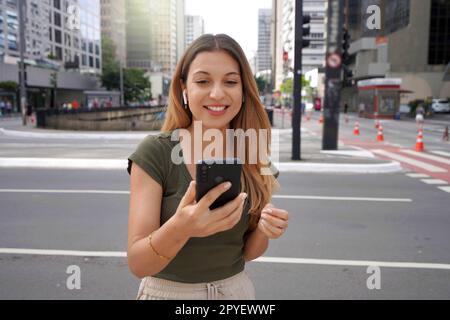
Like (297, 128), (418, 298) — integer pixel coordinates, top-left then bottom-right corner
(127, 34), (289, 300)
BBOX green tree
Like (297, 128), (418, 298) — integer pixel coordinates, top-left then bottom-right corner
(124, 68), (151, 102)
(254, 75), (268, 95)
(0, 81), (19, 92)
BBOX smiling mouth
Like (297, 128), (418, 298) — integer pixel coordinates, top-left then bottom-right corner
(203, 105), (229, 111)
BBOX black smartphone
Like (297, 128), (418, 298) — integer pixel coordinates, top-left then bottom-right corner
(195, 158), (242, 210)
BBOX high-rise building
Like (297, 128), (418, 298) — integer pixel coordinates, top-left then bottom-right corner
(0, 0), (102, 74)
(272, 0), (326, 90)
(303, 0), (326, 72)
(185, 15), (204, 48)
(126, 0), (152, 70)
(100, 0), (126, 66)
(257, 8), (272, 73)
(345, 0), (450, 104)
(126, 0), (184, 75)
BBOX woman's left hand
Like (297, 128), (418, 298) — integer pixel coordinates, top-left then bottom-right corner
(257, 203), (289, 239)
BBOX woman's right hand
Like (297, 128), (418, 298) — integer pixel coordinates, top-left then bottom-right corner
(174, 181), (247, 238)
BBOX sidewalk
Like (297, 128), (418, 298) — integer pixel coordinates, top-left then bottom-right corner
(0, 115), (401, 173)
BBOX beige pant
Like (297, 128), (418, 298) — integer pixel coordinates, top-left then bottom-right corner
(136, 271), (255, 300)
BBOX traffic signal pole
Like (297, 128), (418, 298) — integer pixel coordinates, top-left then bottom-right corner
(292, 0), (310, 160)
(322, 0), (344, 150)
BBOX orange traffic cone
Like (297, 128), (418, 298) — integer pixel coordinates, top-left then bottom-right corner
(353, 122), (360, 135)
(443, 126), (449, 141)
(375, 119), (380, 129)
(376, 125), (384, 141)
(319, 114), (324, 124)
(415, 129), (424, 152)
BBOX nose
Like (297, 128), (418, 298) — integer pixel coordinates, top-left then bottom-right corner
(209, 83), (225, 100)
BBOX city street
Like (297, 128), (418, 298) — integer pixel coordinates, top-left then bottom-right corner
(0, 115), (449, 299)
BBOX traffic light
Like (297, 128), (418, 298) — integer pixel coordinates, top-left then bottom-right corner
(302, 15), (311, 48)
(342, 28), (351, 64)
(342, 28), (353, 87)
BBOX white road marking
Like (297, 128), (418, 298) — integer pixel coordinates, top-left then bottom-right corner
(0, 189), (412, 202)
(437, 186), (450, 193)
(400, 149), (450, 165)
(431, 150), (450, 158)
(273, 195), (412, 202)
(0, 157), (403, 173)
(0, 157), (126, 169)
(372, 150), (447, 172)
(420, 179), (448, 185)
(1, 248), (449, 270)
(0, 189), (129, 194)
(406, 173), (430, 178)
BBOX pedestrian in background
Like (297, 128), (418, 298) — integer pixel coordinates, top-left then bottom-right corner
(127, 34), (289, 300)
(416, 104), (425, 130)
(0, 100), (5, 116)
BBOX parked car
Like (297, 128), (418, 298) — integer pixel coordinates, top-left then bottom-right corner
(430, 99), (450, 113)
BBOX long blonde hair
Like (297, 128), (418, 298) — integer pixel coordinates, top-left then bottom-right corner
(162, 34), (279, 231)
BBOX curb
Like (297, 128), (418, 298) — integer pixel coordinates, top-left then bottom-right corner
(0, 157), (403, 173)
(0, 128), (156, 140)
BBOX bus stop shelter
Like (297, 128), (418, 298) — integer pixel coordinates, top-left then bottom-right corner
(357, 78), (403, 119)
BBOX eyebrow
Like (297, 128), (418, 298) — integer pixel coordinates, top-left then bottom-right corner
(193, 71), (240, 76)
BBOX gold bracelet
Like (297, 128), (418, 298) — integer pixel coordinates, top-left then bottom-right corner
(148, 231), (172, 261)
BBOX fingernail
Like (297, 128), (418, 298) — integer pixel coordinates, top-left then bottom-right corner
(263, 209), (272, 214)
(224, 182), (232, 189)
(261, 213), (267, 219)
(241, 193), (247, 200)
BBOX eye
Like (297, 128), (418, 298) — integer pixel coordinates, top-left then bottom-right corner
(194, 80), (209, 84)
(225, 81), (238, 85)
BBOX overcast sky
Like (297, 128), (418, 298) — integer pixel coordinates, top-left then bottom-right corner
(185, 0), (272, 60)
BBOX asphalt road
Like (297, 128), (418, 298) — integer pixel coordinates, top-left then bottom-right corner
(1, 168), (449, 299)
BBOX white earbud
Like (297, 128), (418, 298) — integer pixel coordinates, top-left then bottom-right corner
(182, 90), (188, 105)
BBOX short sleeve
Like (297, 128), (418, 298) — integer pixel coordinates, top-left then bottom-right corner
(127, 135), (169, 187)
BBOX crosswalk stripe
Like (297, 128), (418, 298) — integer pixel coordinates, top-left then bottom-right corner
(420, 179), (448, 185)
(406, 173), (430, 178)
(372, 150), (447, 173)
(400, 149), (450, 165)
(431, 150), (450, 158)
(438, 186), (450, 193)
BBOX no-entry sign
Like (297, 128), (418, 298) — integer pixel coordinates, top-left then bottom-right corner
(326, 53), (342, 68)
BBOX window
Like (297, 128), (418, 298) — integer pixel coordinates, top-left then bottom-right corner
(55, 45), (62, 60)
(89, 55), (93, 67)
(54, 0), (60, 10)
(88, 42), (93, 53)
(82, 53), (86, 65)
(55, 29), (61, 44)
(428, 0), (450, 65)
(95, 57), (100, 69)
(54, 12), (61, 27)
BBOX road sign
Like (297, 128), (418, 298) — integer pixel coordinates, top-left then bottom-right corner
(327, 53), (342, 68)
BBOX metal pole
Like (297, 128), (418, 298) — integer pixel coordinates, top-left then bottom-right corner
(292, 0), (303, 160)
(119, 60), (124, 106)
(322, 0), (344, 150)
(18, 0), (27, 125)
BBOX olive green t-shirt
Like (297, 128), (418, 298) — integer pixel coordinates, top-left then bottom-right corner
(127, 132), (254, 283)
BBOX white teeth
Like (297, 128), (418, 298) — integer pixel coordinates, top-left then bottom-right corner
(206, 106), (226, 111)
